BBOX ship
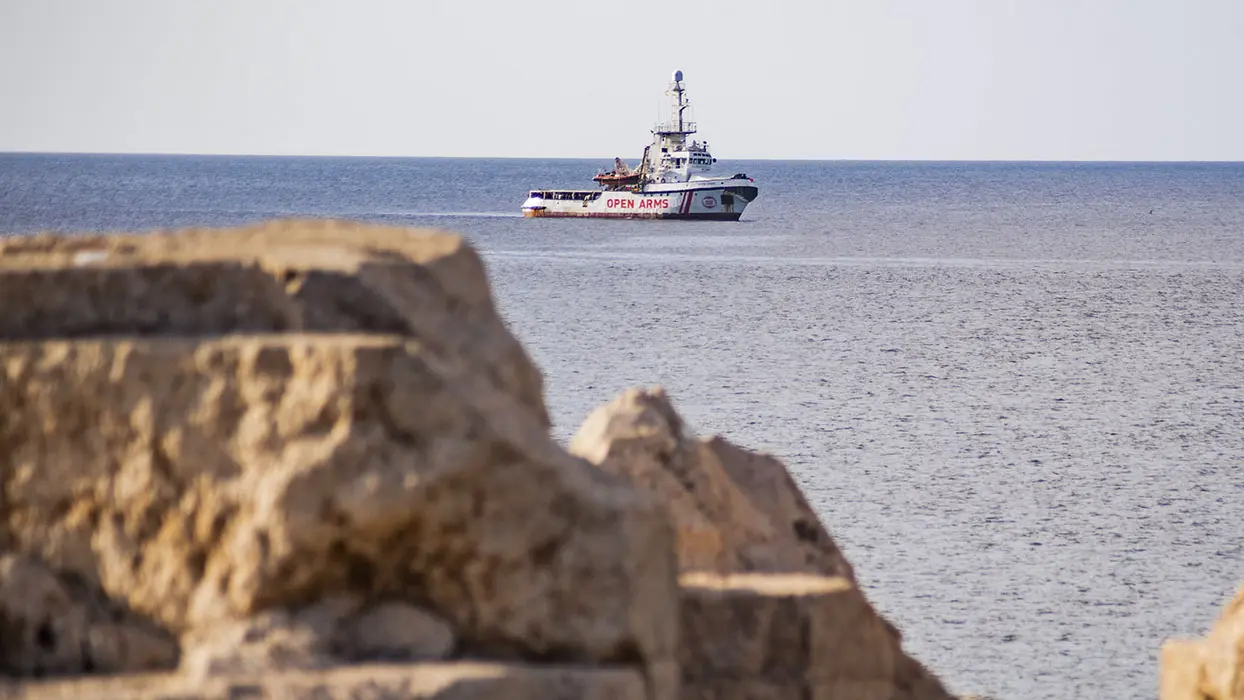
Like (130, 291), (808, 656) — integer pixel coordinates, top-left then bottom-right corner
(522, 71), (758, 220)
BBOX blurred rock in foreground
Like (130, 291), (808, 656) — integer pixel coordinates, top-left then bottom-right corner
(0, 220), (954, 699)
(1161, 585), (1244, 700)
(573, 388), (954, 699)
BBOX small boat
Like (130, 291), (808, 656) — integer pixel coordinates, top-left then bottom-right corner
(522, 71), (758, 220)
(592, 158), (643, 187)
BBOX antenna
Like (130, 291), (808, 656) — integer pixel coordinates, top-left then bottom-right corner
(669, 70), (688, 132)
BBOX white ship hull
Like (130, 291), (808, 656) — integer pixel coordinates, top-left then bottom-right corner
(522, 179), (758, 220)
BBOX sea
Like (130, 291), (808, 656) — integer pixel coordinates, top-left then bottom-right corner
(2, 153), (1243, 699)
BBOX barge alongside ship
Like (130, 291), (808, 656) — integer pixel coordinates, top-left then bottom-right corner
(522, 71), (758, 220)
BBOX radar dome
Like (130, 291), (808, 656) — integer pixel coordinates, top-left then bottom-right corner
(673, 70), (684, 83)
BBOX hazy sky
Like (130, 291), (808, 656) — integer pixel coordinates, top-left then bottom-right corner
(2, 0), (1242, 160)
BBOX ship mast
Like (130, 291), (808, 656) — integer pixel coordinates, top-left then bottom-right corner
(673, 71), (688, 132)
(641, 70), (714, 185)
(654, 70), (695, 138)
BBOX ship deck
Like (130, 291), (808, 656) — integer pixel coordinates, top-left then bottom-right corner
(526, 189), (603, 200)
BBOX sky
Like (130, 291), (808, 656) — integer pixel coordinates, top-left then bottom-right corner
(1, 0), (1242, 161)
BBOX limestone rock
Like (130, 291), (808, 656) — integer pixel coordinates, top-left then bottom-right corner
(892, 651), (964, 700)
(338, 601), (457, 663)
(679, 573), (894, 686)
(0, 661), (647, 700)
(699, 437), (854, 579)
(178, 598), (353, 678)
(1162, 640), (1209, 700)
(0, 555), (92, 677)
(680, 678), (894, 700)
(569, 387), (854, 579)
(568, 389), (737, 572)
(573, 389), (954, 699)
(680, 573), (954, 700)
(0, 219), (548, 425)
(180, 597), (453, 677)
(0, 335), (673, 671)
(1161, 585), (1244, 700)
(0, 222), (679, 686)
(0, 555), (177, 676)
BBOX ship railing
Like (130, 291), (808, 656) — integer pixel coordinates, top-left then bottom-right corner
(528, 190), (602, 201)
(652, 121), (697, 134)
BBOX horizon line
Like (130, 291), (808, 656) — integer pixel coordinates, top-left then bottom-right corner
(2, 149), (1243, 165)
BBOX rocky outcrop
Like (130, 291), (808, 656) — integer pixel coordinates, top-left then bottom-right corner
(0, 220), (546, 422)
(1, 220), (959, 700)
(0, 221), (677, 695)
(569, 388), (854, 578)
(1161, 585), (1244, 700)
(0, 335), (675, 667)
(570, 388), (955, 700)
(0, 555), (177, 676)
(0, 662), (648, 700)
(679, 573), (895, 699)
(178, 597), (456, 677)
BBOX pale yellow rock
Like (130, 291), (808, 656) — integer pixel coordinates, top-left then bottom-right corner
(0, 661), (647, 700)
(1160, 640), (1207, 700)
(1161, 585), (1244, 700)
(0, 334), (675, 674)
(1203, 589), (1244, 700)
(0, 222), (678, 688)
(698, 437), (854, 580)
(0, 219), (547, 424)
(573, 389), (955, 700)
(570, 388), (736, 571)
(569, 387), (854, 579)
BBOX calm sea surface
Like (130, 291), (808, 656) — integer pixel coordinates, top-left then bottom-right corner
(3, 154), (1243, 699)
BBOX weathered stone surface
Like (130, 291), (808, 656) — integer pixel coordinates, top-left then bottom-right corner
(1161, 640), (1208, 700)
(179, 597), (454, 677)
(0, 221), (678, 688)
(1160, 585), (1244, 700)
(698, 438), (854, 579)
(0, 334), (675, 673)
(681, 678), (893, 700)
(569, 387), (854, 579)
(0, 220), (973, 700)
(680, 573), (954, 700)
(892, 650), (966, 700)
(573, 389), (955, 700)
(679, 573), (894, 685)
(0, 219), (547, 425)
(342, 601), (457, 662)
(180, 612), (336, 677)
(0, 661), (647, 699)
(0, 555), (177, 676)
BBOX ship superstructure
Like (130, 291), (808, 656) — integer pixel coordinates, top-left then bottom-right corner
(522, 71), (758, 220)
